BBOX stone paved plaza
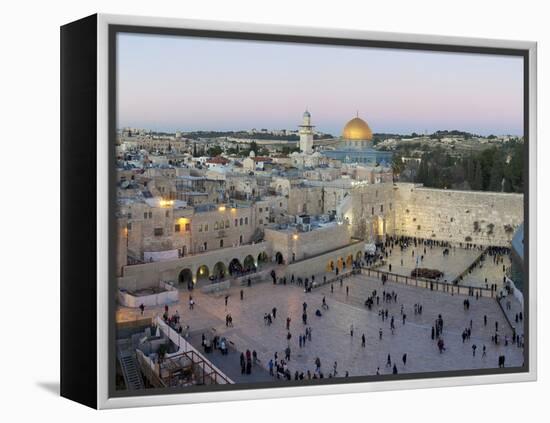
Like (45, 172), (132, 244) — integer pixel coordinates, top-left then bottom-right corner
(118, 269), (524, 382)
(379, 244), (511, 289)
(378, 245), (481, 283)
(461, 254), (511, 289)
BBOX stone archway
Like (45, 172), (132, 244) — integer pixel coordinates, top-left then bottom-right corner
(326, 260), (335, 272)
(243, 255), (256, 272)
(346, 254), (354, 267)
(196, 265), (210, 284)
(257, 251), (268, 267)
(212, 262), (227, 281)
(178, 268), (193, 289)
(229, 258), (243, 275)
(275, 252), (284, 265)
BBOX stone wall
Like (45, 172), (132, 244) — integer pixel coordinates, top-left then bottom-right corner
(348, 183), (396, 242)
(120, 241), (272, 290)
(264, 223), (351, 263)
(393, 183), (523, 246)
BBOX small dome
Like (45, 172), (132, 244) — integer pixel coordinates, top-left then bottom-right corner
(342, 116), (373, 141)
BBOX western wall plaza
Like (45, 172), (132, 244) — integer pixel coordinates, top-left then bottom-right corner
(114, 111), (525, 390)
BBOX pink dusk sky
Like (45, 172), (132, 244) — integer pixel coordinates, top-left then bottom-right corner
(117, 32), (524, 136)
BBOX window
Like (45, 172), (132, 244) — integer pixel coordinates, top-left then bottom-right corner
(390, 203), (392, 211)
(143, 212), (148, 219)
(240, 218), (243, 226)
(372, 207), (375, 216)
(259, 207), (263, 212)
(127, 223), (132, 230)
(199, 224), (203, 232)
(259, 219), (263, 225)
(220, 239), (224, 248)
(280, 202), (283, 207)
(127, 212), (132, 219)
(205, 224), (209, 232)
(154, 228), (164, 236)
(165, 210), (170, 217)
(239, 235), (243, 243)
(185, 223), (191, 232)
(234, 219), (238, 227)
(203, 242), (208, 251)
(245, 217), (248, 225)
(175, 224), (181, 232)
(380, 205), (384, 213)
(214, 222), (219, 230)
(225, 220), (230, 228)
(148, 212), (152, 219)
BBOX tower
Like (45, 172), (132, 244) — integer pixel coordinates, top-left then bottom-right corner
(299, 110), (314, 154)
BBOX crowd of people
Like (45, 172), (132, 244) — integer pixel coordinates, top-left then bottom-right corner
(139, 235), (523, 384)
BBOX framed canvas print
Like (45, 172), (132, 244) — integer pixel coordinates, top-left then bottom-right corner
(60, 14), (537, 409)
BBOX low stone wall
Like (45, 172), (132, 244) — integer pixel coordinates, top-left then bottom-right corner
(282, 242), (364, 281)
(118, 281), (179, 308)
(200, 280), (231, 294)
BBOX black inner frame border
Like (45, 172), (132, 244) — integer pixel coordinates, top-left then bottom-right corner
(108, 23), (530, 399)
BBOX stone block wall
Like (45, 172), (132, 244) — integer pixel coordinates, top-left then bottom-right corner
(393, 183), (523, 247)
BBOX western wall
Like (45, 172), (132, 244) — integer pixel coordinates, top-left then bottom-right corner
(391, 183), (524, 247)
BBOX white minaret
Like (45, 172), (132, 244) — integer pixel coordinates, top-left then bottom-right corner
(299, 109), (314, 154)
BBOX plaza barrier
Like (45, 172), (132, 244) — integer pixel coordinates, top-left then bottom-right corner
(360, 267), (495, 298)
(150, 316), (234, 384)
(118, 281), (179, 308)
(451, 247), (487, 285)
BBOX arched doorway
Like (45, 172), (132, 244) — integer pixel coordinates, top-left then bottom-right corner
(178, 268), (193, 289)
(346, 254), (353, 267)
(326, 260), (334, 272)
(229, 258), (243, 275)
(212, 262), (227, 281)
(257, 251), (268, 267)
(337, 257), (344, 271)
(356, 251), (363, 262)
(196, 265), (210, 285)
(243, 255), (256, 272)
(275, 252), (284, 265)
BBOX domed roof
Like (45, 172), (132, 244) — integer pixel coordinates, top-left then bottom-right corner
(342, 116), (373, 141)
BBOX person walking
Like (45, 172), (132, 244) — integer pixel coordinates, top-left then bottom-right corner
(268, 358), (274, 376)
(286, 317), (291, 330)
(139, 303), (145, 315)
(240, 289), (244, 300)
(361, 334), (366, 347)
(402, 353), (407, 366)
(350, 324), (354, 337)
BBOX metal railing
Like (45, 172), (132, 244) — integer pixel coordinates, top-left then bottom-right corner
(360, 267), (495, 298)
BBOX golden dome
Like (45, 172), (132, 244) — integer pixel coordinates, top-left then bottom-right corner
(342, 116), (373, 141)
